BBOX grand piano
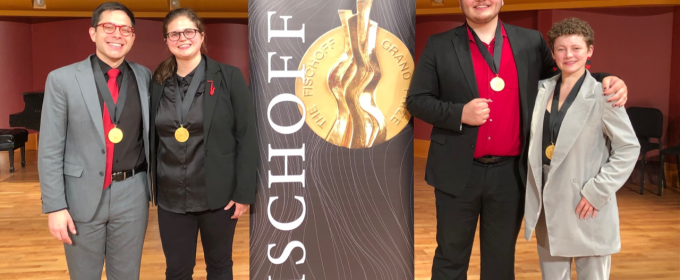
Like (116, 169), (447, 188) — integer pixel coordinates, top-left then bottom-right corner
(9, 92), (44, 132)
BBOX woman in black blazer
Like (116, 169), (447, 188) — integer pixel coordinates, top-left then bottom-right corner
(149, 8), (257, 280)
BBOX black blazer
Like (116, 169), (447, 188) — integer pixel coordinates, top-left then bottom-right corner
(150, 55), (258, 209)
(406, 23), (607, 196)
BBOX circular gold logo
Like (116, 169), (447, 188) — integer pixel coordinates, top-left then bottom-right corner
(295, 1), (413, 149)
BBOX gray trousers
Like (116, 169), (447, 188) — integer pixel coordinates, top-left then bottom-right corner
(537, 165), (611, 280)
(64, 172), (149, 280)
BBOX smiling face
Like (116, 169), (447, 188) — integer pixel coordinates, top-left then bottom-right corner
(459, 0), (504, 25)
(552, 34), (594, 75)
(165, 16), (204, 61)
(89, 10), (135, 66)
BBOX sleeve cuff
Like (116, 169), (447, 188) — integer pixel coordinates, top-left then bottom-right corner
(580, 180), (609, 210)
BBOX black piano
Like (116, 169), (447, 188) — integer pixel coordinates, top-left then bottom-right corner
(9, 92), (44, 132)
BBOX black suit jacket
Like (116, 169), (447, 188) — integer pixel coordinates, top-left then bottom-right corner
(150, 55), (258, 208)
(406, 23), (607, 197)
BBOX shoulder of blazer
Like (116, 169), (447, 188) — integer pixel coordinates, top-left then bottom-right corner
(538, 73), (560, 89)
(204, 55), (244, 93)
(429, 25), (465, 44)
(503, 23), (544, 46)
(127, 61), (152, 81)
(205, 55), (242, 78)
(50, 57), (88, 78)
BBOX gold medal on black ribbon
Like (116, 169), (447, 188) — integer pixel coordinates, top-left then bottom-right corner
(108, 126), (123, 144)
(469, 20), (505, 92)
(545, 143), (555, 160)
(546, 71), (587, 162)
(175, 125), (190, 143)
(490, 76), (505, 92)
(174, 58), (205, 143)
(92, 56), (130, 146)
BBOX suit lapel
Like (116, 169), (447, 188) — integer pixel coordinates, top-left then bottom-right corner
(451, 27), (479, 99)
(204, 56), (222, 144)
(528, 77), (556, 188)
(75, 56), (105, 145)
(549, 73), (597, 170)
(129, 62), (150, 165)
(505, 24), (530, 126)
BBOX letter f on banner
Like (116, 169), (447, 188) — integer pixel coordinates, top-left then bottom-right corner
(268, 11), (305, 42)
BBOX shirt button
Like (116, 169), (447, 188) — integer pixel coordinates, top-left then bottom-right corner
(101, 149), (105, 154)
(488, 137), (491, 140)
(205, 151), (209, 156)
(99, 171), (104, 176)
(490, 119), (493, 122)
(470, 145), (475, 149)
(183, 165), (187, 169)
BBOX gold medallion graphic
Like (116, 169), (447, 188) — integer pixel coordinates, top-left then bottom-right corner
(295, 0), (413, 149)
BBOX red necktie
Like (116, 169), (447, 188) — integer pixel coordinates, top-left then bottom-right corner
(103, 68), (120, 189)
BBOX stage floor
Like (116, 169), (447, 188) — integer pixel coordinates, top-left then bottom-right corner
(1, 150), (678, 279)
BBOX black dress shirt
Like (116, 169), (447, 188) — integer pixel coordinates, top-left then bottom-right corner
(155, 63), (209, 214)
(92, 56), (145, 172)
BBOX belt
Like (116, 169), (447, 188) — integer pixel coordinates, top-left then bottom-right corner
(111, 163), (147, 182)
(473, 155), (515, 165)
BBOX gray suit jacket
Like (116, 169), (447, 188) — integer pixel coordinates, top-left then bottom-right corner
(38, 55), (152, 222)
(524, 71), (640, 257)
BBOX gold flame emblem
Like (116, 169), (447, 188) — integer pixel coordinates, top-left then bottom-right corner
(295, 0), (413, 149)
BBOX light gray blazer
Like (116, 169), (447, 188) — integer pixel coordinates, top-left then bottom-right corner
(38, 55), (152, 222)
(524, 71), (640, 257)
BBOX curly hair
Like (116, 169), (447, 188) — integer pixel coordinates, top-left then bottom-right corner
(547, 17), (594, 50)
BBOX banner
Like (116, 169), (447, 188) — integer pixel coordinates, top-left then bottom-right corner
(249, 0), (415, 279)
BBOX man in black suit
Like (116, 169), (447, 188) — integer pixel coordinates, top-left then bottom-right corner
(406, 1), (628, 279)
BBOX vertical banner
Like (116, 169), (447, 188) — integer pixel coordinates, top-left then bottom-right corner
(249, 0), (415, 279)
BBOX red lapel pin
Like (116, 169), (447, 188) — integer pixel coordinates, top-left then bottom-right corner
(207, 80), (215, 96)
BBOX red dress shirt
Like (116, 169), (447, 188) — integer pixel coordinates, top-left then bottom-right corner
(466, 23), (521, 158)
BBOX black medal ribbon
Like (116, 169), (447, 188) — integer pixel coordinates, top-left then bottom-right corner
(174, 58), (206, 127)
(468, 19), (503, 75)
(93, 61), (129, 126)
(549, 71), (587, 144)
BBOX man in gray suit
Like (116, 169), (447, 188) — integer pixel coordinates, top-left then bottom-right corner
(38, 2), (152, 279)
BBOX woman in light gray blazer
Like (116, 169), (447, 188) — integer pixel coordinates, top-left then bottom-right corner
(523, 18), (640, 280)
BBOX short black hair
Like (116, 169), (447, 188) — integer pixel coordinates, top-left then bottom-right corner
(91, 2), (136, 28)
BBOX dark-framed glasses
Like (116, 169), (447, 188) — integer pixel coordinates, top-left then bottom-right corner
(166, 29), (200, 42)
(96, 22), (134, 36)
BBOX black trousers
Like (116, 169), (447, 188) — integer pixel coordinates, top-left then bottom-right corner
(431, 158), (524, 280)
(158, 206), (238, 280)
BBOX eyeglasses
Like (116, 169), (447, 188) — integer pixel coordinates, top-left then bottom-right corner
(166, 29), (200, 42)
(96, 23), (134, 36)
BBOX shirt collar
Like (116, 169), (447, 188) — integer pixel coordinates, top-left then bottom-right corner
(94, 55), (127, 77)
(466, 20), (507, 44)
(176, 67), (197, 86)
(174, 55), (205, 87)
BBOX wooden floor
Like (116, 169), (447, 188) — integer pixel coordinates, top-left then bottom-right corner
(1, 150), (678, 279)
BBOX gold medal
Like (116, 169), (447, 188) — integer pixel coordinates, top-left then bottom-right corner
(294, 0), (413, 149)
(175, 125), (189, 143)
(545, 144), (555, 160)
(108, 126), (123, 144)
(490, 76), (505, 91)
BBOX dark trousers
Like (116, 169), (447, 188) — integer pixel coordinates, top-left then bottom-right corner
(158, 206), (238, 280)
(431, 158), (524, 280)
